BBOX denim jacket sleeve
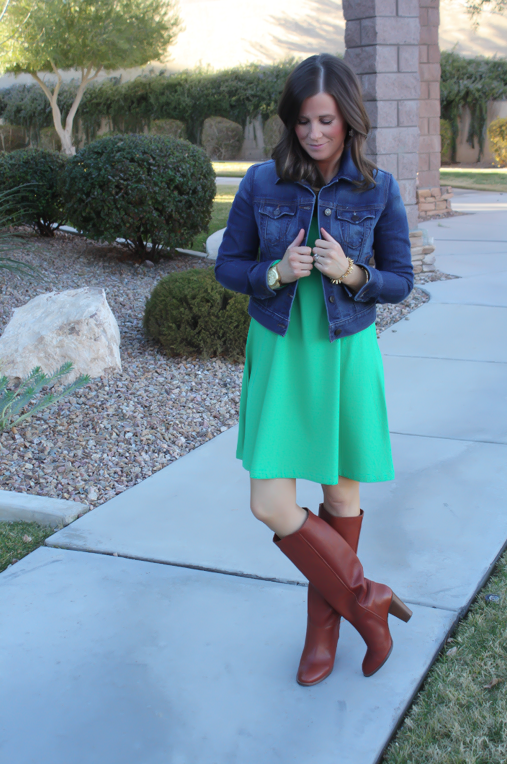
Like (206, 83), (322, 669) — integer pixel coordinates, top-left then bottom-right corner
(349, 174), (414, 305)
(214, 167), (277, 300)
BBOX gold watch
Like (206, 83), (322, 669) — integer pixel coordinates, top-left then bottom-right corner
(267, 263), (282, 289)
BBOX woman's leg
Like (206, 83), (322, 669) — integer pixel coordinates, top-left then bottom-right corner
(322, 475), (361, 518)
(250, 477), (307, 538)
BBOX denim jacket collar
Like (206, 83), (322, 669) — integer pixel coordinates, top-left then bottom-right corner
(274, 146), (362, 188)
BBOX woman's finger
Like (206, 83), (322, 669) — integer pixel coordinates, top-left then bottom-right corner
(294, 253), (315, 263)
(320, 228), (340, 245)
(288, 229), (306, 248)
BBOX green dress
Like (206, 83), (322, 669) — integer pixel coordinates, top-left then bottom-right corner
(236, 211), (395, 485)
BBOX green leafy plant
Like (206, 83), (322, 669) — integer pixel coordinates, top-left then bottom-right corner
(0, 362), (90, 433)
(0, 59), (297, 149)
(466, 0), (507, 24)
(440, 118), (452, 161)
(488, 117), (507, 166)
(143, 266), (250, 359)
(64, 134), (216, 260)
(0, 149), (67, 236)
(0, 0), (181, 155)
(441, 51), (507, 161)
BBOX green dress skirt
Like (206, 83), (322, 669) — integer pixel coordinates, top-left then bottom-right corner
(236, 213), (394, 485)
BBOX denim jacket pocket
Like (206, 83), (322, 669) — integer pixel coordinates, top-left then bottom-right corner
(335, 209), (376, 256)
(259, 202), (298, 258)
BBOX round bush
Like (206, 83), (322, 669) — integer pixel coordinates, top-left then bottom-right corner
(143, 266), (250, 359)
(488, 117), (507, 167)
(0, 148), (67, 236)
(150, 119), (186, 140)
(0, 123), (29, 153)
(64, 134), (216, 260)
(38, 126), (62, 152)
(201, 117), (243, 160)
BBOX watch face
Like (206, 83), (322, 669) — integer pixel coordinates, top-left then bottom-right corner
(268, 267), (277, 286)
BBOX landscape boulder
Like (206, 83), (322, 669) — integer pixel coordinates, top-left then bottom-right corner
(0, 287), (121, 382)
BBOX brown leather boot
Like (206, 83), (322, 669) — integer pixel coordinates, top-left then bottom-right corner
(274, 508), (412, 678)
(297, 504), (364, 686)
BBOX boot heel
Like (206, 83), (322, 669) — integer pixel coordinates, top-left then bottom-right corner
(389, 593), (412, 623)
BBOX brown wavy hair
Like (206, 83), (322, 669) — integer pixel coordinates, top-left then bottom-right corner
(272, 54), (376, 191)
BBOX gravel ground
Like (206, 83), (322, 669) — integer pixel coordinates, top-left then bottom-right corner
(0, 229), (453, 510)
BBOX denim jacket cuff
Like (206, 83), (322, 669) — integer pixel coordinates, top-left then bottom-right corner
(351, 265), (383, 302)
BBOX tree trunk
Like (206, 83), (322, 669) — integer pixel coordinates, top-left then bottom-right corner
(31, 63), (102, 157)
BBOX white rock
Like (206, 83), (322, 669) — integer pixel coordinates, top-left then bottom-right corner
(0, 287), (121, 383)
(422, 254), (436, 265)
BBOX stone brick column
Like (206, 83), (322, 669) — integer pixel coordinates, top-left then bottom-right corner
(417, 0), (452, 220)
(418, 0), (440, 188)
(343, 0), (421, 230)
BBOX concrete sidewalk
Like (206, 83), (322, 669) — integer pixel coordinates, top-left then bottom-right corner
(1, 190), (507, 764)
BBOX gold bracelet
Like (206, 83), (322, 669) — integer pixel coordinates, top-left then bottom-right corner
(331, 257), (354, 285)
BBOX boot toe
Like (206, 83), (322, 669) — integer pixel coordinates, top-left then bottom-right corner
(362, 639), (393, 677)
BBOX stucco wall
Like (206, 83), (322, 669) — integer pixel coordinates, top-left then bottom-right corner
(0, 0), (506, 90)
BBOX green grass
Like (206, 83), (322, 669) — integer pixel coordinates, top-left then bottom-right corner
(440, 168), (507, 193)
(0, 520), (55, 573)
(383, 549), (507, 764)
(190, 184), (238, 252)
(212, 161), (257, 178)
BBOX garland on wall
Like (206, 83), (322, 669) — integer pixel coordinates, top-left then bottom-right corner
(1, 52), (506, 158)
(0, 60), (295, 146)
(441, 50), (507, 161)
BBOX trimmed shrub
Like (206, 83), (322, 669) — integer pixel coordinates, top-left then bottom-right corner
(0, 123), (29, 152)
(488, 117), (507, 167)
(201, 117), (243, 160)
(440, 118), (452, 163)
(263, 114), (284, 157)
(143, 266), (250, 359)
(64, 134), (216, 260)
(0, 148), (67, 236)
(149, 118), (186, 139)
(39, 126), (62, 152)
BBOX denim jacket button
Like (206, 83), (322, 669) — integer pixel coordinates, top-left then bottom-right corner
(334, 328), (342, 336)
(324, 208), (332, 216)
(329, 295), (335, 303)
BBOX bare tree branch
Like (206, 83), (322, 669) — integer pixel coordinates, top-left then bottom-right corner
(0, 0), (12, 24)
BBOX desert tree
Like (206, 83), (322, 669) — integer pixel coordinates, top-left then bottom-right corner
(0, 0), (181, 155)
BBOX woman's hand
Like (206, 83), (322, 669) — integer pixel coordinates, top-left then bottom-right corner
(276, 229), (314, 284)
(312, 229), (367, 291)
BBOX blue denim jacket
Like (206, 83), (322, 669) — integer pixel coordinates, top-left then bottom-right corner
(214, 148), (413, 341)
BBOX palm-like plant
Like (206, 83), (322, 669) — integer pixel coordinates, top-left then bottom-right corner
(0, 362), (90, 432)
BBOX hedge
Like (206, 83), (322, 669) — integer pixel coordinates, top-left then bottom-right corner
(0, 61), (296, 147)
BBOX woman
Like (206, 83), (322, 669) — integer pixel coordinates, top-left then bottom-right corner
(215, 54), (414, 686)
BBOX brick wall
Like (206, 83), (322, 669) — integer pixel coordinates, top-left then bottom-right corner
(343, 0), (421, 230)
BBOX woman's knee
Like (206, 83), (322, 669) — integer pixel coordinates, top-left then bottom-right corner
(249, 478), (295, 524)
(322, 477), (360, 516)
